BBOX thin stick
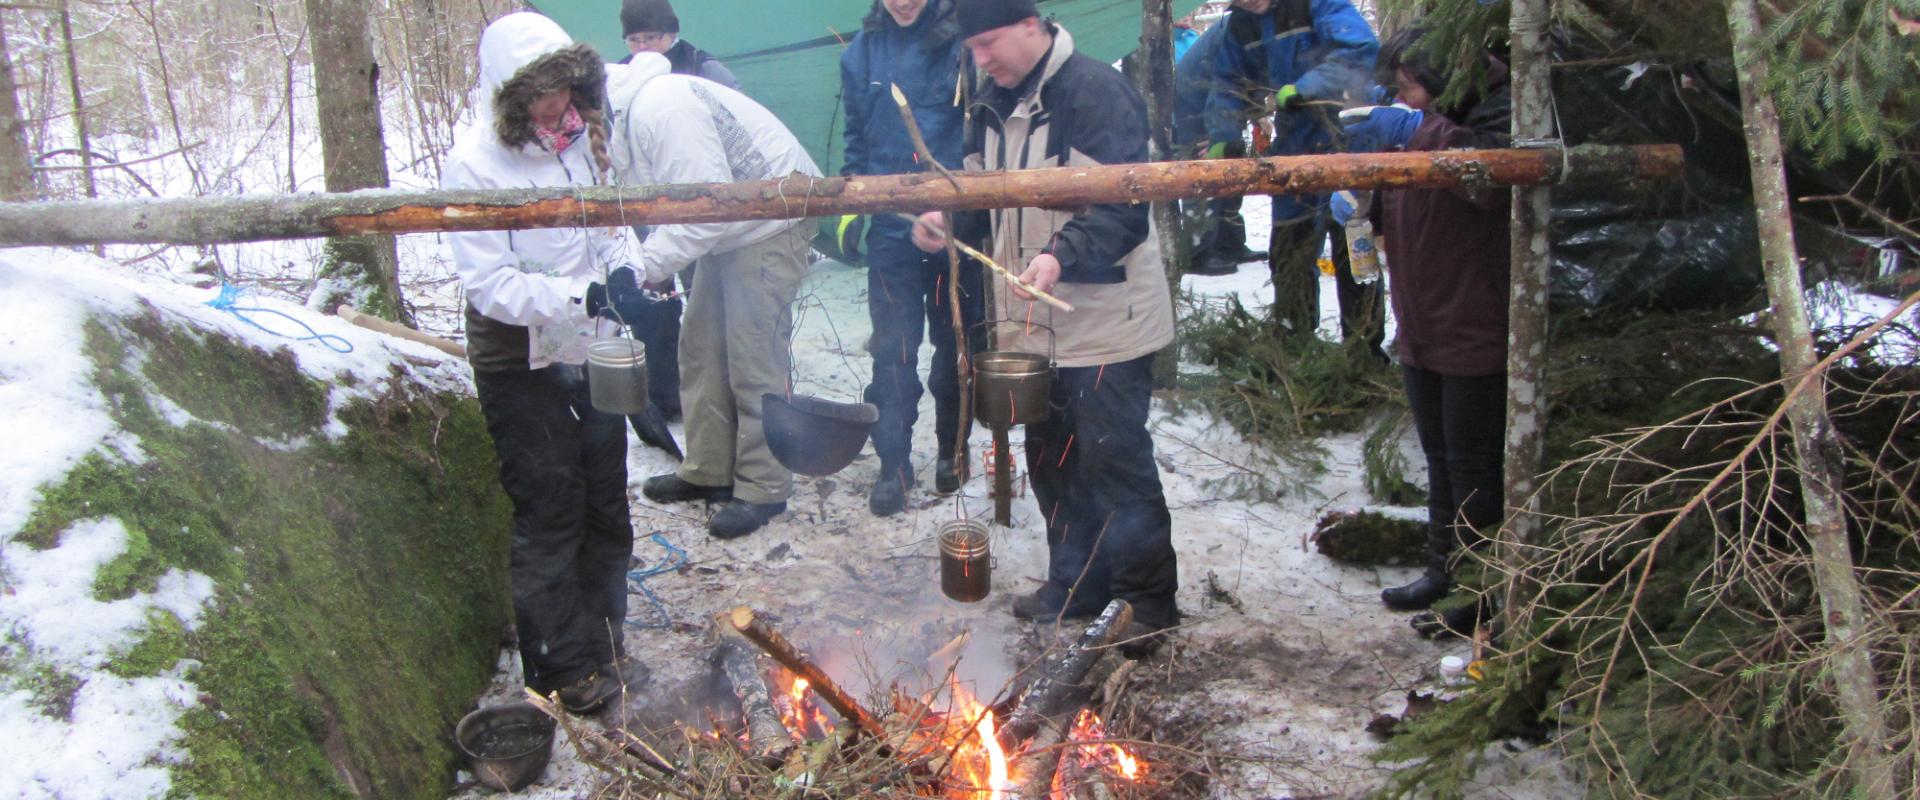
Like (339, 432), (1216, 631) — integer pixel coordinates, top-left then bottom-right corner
(727, 606), (889, 740)
(889, 83), (976, 473)
(897, 213), (1076, 312)
(889, 84), (962, 192)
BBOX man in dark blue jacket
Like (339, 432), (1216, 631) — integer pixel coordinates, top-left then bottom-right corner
(1206, 0), (1382, 347)
(840, 0), (983, 516)
(1174, 22), (1264, 275)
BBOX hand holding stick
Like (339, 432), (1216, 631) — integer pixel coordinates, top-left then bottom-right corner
(900, 213), (1076, 313)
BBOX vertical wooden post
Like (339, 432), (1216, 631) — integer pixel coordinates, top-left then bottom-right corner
(1728, 0), (1891, 792)
(1500, 0), (1553, 623)
(0, 10), (38, 202)
(1139, 0), (1183, 387)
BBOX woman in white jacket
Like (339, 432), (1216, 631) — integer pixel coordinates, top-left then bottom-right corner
(443, 12), (655, 714)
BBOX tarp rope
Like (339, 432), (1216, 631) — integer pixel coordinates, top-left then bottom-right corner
(625, 532), (688, 629)
(204, 284), (354, 353)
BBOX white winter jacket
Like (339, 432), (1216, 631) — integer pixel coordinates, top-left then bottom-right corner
(443, 12), (638, 370)
(605, 54), (823, 282)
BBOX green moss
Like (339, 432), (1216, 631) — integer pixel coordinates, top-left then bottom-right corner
(16, 311), (513, 799)
(124, 308), (330, 440)
(108, 610), (190, 679)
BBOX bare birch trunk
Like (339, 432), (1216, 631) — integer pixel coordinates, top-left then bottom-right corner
(1139, 0), (1183, 387)
(1728, 0), (1892, 792)
(1501, 0), (1554, 624)
(302, 0), (408, 324)
(0, 11), (38, 201)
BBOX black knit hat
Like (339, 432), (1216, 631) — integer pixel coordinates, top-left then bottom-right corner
(621, 0), (680, 36)
(957, 0), (1038, 38)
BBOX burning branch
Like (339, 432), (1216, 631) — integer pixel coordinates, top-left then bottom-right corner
(714, 632), (796, 761)
(727, 606), (889, 741)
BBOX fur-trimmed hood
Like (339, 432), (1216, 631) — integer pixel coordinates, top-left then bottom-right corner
(474, 12), (607, 150)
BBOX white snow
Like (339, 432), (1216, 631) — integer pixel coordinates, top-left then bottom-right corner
(0, 247), (475, 800)
(448, 205), (1573, 798)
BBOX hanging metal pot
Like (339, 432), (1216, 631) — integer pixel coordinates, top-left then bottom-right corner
(972, 323), (1055, 428)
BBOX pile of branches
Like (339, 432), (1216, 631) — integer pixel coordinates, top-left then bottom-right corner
(1374, 300), (1920, 796)
(526, 606), (1214, 799)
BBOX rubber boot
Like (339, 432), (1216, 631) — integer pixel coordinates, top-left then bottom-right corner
(1382, 560), (1451, 611)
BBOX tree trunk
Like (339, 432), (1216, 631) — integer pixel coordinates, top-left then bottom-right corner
(1500, 0), (1554, 624)
(302, 0), (407, 324)
(0, 145), (1684, 248)
(1728, 0), (1893, 793)
(58, 1), (94, 202)
(1138, 0), (1183, 387)
(0, 11), (38, 202)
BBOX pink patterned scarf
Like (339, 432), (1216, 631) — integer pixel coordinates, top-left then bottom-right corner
(534, 104), (585, 154)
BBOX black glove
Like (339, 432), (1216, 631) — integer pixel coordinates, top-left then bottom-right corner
(585, 266), (665, 336)
(835, 214), (866, 265)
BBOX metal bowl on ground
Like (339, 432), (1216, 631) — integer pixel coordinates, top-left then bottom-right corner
(974, 350), (1053, 427)
(762, 392), (880, 477)
(455, 702), (556, 792)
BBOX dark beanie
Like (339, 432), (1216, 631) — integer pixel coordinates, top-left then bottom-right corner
(621, 0), (680, 36)
(957, 0), (1038, 38)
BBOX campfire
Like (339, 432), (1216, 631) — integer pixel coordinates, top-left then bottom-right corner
(735, 603), (1149, 798)
(534, 601), (1161, 798)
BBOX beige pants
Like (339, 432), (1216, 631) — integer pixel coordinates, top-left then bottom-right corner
(676, 222), (811, 504)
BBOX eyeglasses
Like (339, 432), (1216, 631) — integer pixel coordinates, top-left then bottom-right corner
(625, 31), (671, 49)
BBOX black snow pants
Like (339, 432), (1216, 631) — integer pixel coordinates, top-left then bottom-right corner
(474, 364), (634, 693)
(1401, 365), (1505, 576)
(1022, 354), (1180, 628)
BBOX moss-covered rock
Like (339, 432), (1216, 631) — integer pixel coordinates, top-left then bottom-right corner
(10, 302), (510, 799)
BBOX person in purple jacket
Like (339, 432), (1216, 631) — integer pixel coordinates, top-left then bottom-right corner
(1339, 26), (1512, 636)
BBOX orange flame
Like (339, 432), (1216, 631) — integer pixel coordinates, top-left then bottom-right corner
(1048, 708), (1148, 797)
(974, 710), (1013, 798)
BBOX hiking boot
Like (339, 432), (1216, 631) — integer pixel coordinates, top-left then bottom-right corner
(1185, 253), (1241, 276)
(604, 654), (652, 694)
(556, 669), (621, 715)
(1381, 571), (1451, 611)
(1411, 600), (1487, 640)
(869, 473), (909, 517)
(1228, 245), (1268, 262)
(1115, 620), (1169, 659)
(643, 473), (731, 505)
(934, 455), (966, 495)
(1010, 589), (1100, 622)
(709, 499), (786, 540)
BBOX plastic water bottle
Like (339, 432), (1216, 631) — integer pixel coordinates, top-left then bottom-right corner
(1344, 191), (1381, 284)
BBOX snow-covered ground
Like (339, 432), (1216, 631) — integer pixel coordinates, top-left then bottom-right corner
(0, 248), (475, 799)
(443, 199), (1579, 798)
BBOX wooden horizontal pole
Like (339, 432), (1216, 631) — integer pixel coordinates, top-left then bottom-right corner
(0, 144), (1681, 247)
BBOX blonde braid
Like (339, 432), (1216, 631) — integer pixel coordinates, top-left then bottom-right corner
(579, 104), (614, 183)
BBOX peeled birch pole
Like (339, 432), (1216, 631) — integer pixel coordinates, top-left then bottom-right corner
(1499, 0), (1554, 632)
(889, 83), (975, 473)
(0, 145), (1683, 248)
(1727, 0), (1892, 793)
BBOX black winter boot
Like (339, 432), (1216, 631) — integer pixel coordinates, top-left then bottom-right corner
(1381, 569), (1451, 611)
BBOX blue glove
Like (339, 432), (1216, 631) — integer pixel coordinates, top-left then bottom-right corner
(1330, 191), (1358, 226)
(586, 266), (667, 337)
(1342, 106), (1423, 153)
(1365, 84), (1394, 106)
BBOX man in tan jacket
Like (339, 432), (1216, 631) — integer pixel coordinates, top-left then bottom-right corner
(913, 0), (1177, 655)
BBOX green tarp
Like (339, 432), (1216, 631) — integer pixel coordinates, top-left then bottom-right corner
(531, 0), (1206, 174)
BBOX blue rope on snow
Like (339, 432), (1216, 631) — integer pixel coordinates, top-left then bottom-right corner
(625, 532), (688, 629)
(205, 284), (354, 354)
